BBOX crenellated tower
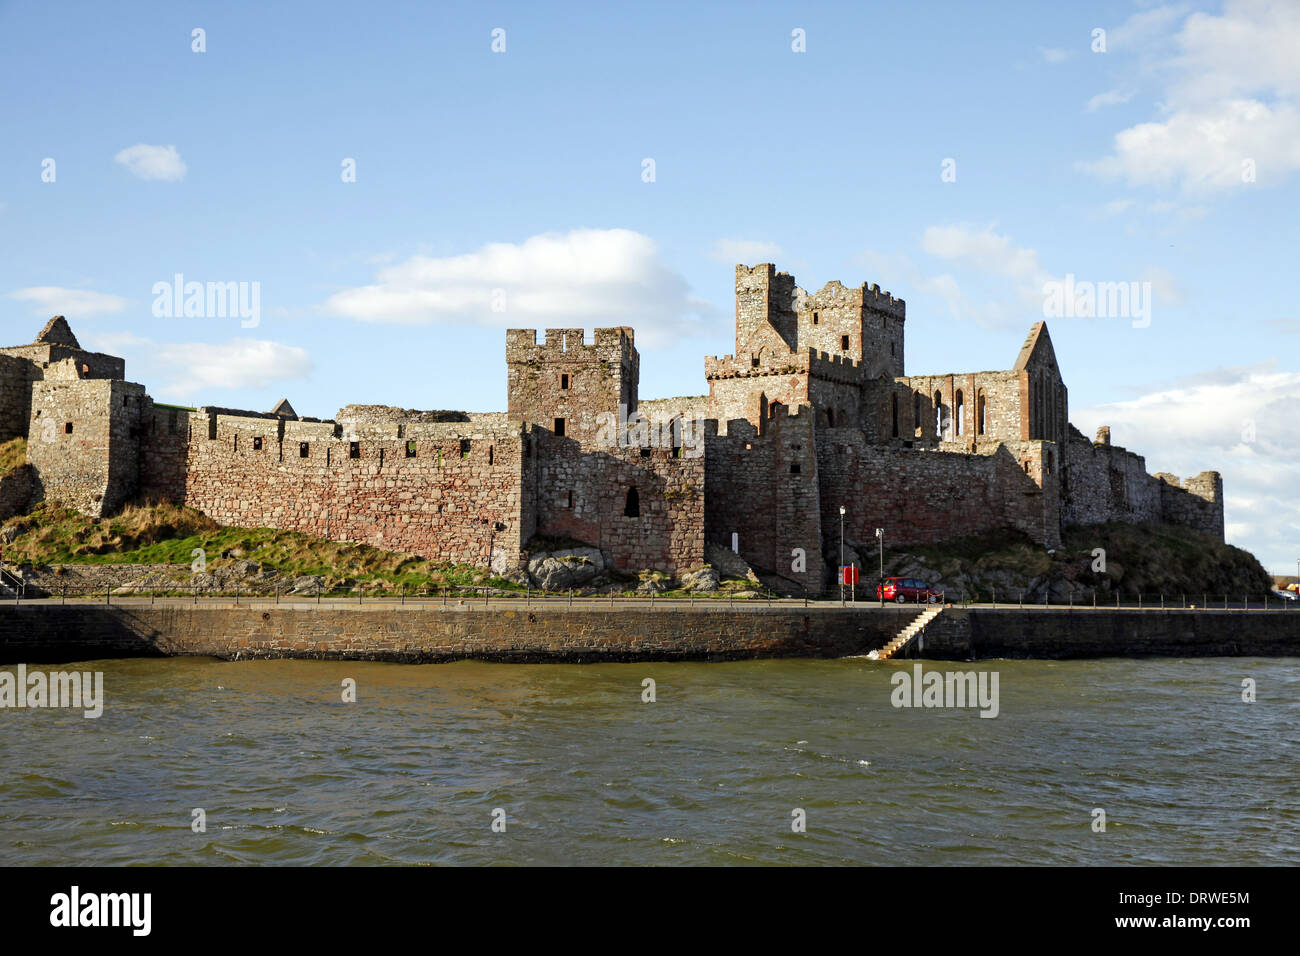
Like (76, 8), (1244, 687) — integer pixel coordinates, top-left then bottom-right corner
(505, 327), (639, 443)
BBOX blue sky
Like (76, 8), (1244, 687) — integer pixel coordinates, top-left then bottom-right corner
(2, 0), (1297, 571)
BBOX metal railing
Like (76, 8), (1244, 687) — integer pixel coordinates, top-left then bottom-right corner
(1, 579), (1295, 611)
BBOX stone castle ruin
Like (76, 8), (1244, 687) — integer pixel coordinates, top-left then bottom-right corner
(0, 266), (1224, 591)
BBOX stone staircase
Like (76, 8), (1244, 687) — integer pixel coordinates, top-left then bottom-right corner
(870, 606), (943, 660)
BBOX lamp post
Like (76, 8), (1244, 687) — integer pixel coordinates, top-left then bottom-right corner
(839, 505), (846, 606)
(876, 528), (884, 607)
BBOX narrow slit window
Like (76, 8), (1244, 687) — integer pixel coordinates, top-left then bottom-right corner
(253, 436), (263, 451)
(560, 373), (569, 390)
(460, 438), (471, 458)
(64, 422), (73, 434)
(406, 440), (417, 458)
(554, 418), (565, 437)
(349, 441), (360, 459)
(841, 335), (850, 351)
(623, 486), (640, 518)
(300, 442), (310, 458)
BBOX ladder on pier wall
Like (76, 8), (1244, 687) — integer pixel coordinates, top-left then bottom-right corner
(870, 607), (943, 660)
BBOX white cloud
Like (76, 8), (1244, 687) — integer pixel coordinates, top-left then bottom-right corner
(1103, 199), (1136, 215)
(8, 286), (127, 317)
(1073, 362), (1300, 568)
(323, 228), (715, 347)
(1107, 4), (1189, 51)
(921, 225), (1052, 286)
(1039, 47), (1073, 64)
(707, 238), (785, 265)
(1082, 1), (1300, 192)
(1083, 99), (1300, 190)
(86, 333), (311, 399)
(1086, 88), (1135, 112)
(866, 224), (1181, 330)
(114, 144), (187, 182)
(914, 224), (1056, 327)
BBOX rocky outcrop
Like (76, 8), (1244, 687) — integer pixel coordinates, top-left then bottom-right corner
(679, 566), (720, 592)
(705, 544), (760, 584)
(526, 547), (605, 590)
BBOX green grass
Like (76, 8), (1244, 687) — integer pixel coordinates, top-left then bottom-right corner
(2, 501), (526, 592)
(0, 437), (26, 475)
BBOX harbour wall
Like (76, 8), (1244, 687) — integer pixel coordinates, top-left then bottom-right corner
(0, 605), (1297, 665)
(915, 607), (1300, 659)
(0, 604), (920, 665)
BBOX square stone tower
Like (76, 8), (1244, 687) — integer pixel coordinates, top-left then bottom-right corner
(505, 327), (638, 443)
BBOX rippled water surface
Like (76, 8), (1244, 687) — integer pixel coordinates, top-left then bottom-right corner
(1, 655), (1296, 865)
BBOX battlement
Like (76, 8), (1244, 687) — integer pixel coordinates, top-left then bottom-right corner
(809, 349), (862, 370)
(862, 282), (906, 318)
(705, 350), (808, 379)
(505, 327), (635, 364)
(799, 278), (905, 319)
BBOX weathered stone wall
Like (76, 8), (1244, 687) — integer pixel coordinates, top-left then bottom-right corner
(2, 604), (1294, 666)
(706, 353), (812, 431)
(337, 405), (468, 424)
(137, 401), (193, 503)
(0, 343), (125, 381)
(637, 396), (711, 424)
(704, 406), (823, 590)
(506, 328), (637, 444)
(735, 263), (798, 355)
(0, 354), (34, 443)
(26, 378), (144, 517)
(0, 464), (33, 521)
(900, 370), (1025, 443)
(816, 433), (1062, 559)
(1064, 429), (1162, 527)
(795, 279), (905, 380)
(177, 413), (529, 567)
(0, 603), (924, 665)
(1164, 471), (1224, 539)
(534, 430), (705, 573)
(919, 607), (1300, 659)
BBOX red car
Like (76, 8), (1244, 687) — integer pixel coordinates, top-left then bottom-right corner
(877, 577), (942, 603)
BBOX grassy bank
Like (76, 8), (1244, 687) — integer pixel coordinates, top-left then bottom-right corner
(1, 501), (525, 592)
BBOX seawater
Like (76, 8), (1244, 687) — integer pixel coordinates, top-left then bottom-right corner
(1, 655), (1296, 865)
